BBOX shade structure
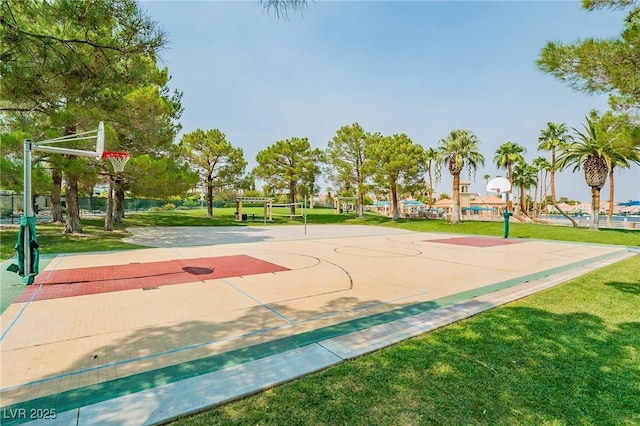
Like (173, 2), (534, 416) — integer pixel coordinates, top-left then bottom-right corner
(7, 215), (40, 285)
(617, 200), (640, 207)
(464, 206), (495, 211)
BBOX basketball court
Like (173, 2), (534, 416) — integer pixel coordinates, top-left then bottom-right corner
(0, 225), (635, 425)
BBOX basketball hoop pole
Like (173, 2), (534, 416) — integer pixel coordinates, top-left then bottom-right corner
(502, 191), (512, 239)
(7, 138), (41, 284)
(487, 177), (513, 239)
(22, 139), (35, 282)
(10, 123), (104, 284)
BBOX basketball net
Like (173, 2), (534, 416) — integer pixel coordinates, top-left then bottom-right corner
(102, 151), (130, 173)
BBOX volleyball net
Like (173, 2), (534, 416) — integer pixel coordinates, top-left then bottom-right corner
(235, 196), (309, 234)
(270, 202), (306, 220)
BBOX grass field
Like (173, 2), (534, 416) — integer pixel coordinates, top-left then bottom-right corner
(0, 219), (143, 261)
(1, 207), (638, 261)
(1, 208), (638, 424)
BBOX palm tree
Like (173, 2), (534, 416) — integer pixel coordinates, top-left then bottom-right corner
(494, 141), (526, 188)
(532, 156), (551, 218)
(590, 112), (640, 226)
(483, 174), (491, 195)
(424, 147), (439, 208)
(436, 129), (485, 224)
(512, 160), (537, 217)
(538, 122), (577, 227)
(557, 117), (610, 231)
(605, 140), (640, 225)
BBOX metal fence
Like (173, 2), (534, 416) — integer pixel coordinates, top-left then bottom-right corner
(0, 194), (212, 224)
(0, 192), (22, 224)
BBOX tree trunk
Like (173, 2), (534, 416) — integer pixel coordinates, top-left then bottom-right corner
(535, 169), (545, 219)
(390, 185), (400, 220)
(590, 186), (601, 231)
(542, 171), (550, 218)
(607, 167), (615, 227)
(50, 168), (64, 222)
(114, 178), (125, 223)
(550, 162), (577, 226)
(519, 184), (528, 217)
(61, 121), (83, 233)
(428, 168), (434, 209)
(451, 173), (461, 223)
(289, 183), (297, 219)
(206, 179), (214, 218)
(533, 177), (539, 219)
(105, 178), (114, 231)
(357, 158), (364, 218)
(63, 174), (83, 233)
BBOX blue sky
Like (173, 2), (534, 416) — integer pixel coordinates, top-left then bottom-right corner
(141, 0), (639, 202)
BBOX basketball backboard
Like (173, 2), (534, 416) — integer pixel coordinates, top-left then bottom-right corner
(487, 177), (511, 194)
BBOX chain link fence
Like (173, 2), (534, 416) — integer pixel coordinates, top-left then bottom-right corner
(0, 193), (216, 224)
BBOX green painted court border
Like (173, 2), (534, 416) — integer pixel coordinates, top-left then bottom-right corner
(0, 248), (633, 425)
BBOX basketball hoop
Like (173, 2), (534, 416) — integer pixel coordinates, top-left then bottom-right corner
(102, 151), (130, 173)
(487, 177), (511, 194)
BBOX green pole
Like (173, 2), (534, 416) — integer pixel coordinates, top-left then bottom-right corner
(503, 192), (512, 238)
(8, 140), (39, 284)
(23, 140), (33, 277)
(9, 139), (39, 284)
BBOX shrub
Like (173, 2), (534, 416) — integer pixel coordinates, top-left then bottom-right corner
(182, 200), (199, 209)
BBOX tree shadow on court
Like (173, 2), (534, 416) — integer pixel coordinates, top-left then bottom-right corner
(1, 293), (406, 424)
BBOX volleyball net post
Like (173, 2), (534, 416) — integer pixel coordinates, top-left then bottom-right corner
(269, 199), (308, 234)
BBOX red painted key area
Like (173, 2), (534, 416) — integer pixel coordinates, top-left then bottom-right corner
(16, 255), (289, 302)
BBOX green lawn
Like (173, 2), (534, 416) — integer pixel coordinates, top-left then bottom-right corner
(383, 218), (640, 246)
(0, 218), (144, 261)
(3, 207), (636, 261)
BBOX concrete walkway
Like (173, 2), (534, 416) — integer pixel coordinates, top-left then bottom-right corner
(1, 225), (636, 425)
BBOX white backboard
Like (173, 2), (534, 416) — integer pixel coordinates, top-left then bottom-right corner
(96, 121), (104, 159)
(487, 177), (511, 194)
